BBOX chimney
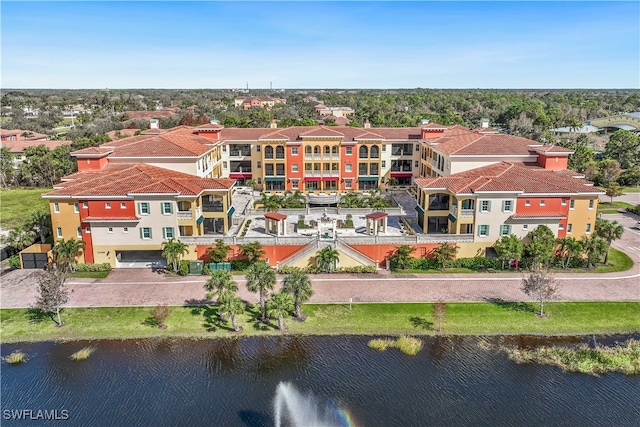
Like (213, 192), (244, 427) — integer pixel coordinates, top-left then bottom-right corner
(270, 119), (277, 129)
(480, 118), (490, 128)
(149, 118), (159, 129)
(364, 119), (371, 129)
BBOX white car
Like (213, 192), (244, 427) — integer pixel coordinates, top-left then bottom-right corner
(634, 221), (640, 230)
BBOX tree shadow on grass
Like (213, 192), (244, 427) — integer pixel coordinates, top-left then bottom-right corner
(409, 316), (434, 331)
(26, 308), (51, 324)
(189, 304), (234, 332)
(484, 297), (536, 313)
(142, 316), (161, 328)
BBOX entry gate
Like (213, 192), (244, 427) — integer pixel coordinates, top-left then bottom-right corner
(21, 252), (48, 269)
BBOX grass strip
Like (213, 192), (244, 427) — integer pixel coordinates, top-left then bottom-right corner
(0, 188), (51, 229)
(1, 302), (638, 343)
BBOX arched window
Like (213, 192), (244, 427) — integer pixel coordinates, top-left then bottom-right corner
(370, 146), (379, 159)
(305, 146), (312, 154)
(314, 145), (321, 154)
(265, 146), (274, 159)
(275, 145), (284, 159)
(331, 146), (338, 154)
(324, 146), (330, 154)
(359, 145), (368, 159)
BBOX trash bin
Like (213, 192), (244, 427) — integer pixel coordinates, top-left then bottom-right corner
(223, 262), (231, 271)
(209, 263), (218, 271)
(189, 260), (204, 275)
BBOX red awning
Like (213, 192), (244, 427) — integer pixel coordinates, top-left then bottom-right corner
(304, 177), (321, 181)
(391, 172), (413, 177)
(322, 177), (339, 181)
(229, 173), (252, 178)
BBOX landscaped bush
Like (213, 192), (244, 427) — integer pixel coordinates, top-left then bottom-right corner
(231, 259), (251, 271)
(336, 266), (377, 274)
(74, 263), (112, 272)
(178, 260), (189, 276)
(626, 205), (640, 216)
(453, 257), (502, 270)
(278, 265), (377, 274)
(7, 255), (21, 270)
(297, 219), (310, 229)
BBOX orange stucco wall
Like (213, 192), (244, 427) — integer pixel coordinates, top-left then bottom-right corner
(536, 154), (569, 170)
(286, 144), (303, 191)
(340, 144), (357, 190)
(77, 156), (109, 172)
(349, 243), (441, 267)
(196, 244), (306, 266)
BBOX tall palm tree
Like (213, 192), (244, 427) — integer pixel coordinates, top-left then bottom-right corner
(557, 237), (582, 269)
(4, 227), (36, 255)
(161, 238), (189, 272)
(267, 292), (294, 331)
(204, 270), (238, 302)
(595, 219), (624, 264)
(53, 238), (86, 273)
(340, 193), (362, 208)
(219, 296), (245, 332)
(238, 241), (265, 264)
(245, 260), (276, 321)
(316, 246), (340, 272)
(282, 268), (313, 318)
(580, 236), (608, 269)
(26, 209), (51, 244)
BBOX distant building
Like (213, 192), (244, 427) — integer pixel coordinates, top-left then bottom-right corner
(587, 112), (640, 132)
(549, 125), (603, 135)
(234, 97), (285, 110)
(314, 104), (355, 118)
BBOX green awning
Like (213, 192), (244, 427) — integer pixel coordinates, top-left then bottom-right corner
(227, 206), (235, 216)
(196, 215), (205, 225)
(447, 213), (456, 223)
(415, 205), (425, 214)
(358, 176), (379, 181)
(264, 177), (285, 182)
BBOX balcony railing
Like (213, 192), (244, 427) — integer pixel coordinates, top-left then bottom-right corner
(177, 211), (192, 220)
(229, 151), (250, 157)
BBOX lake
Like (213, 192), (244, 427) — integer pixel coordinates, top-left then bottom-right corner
(2, 335), (639, 426)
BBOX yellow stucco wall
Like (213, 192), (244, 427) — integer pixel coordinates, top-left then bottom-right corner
(289, 249), (365, 269)
(567, 197), (599, 239)
(49, 200), (85, 262)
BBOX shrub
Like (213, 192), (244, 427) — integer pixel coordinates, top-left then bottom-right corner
(231, 259), (251, 271)
(7, 255), (21, 270)
(346, 214), (352, 220)
(70, 346), (96, 361)
(4, 350), (26, 364)
(336, 266), (377, 274)
(297, 219), (310, 229)
(178, 260), (189, 276)
(150, 305), (170, 329)
(74, 263), (112, 272)
(626, 205), (640, 216)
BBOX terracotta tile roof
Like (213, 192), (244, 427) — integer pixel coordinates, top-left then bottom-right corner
(106, 129), (139, 140)
(1, 129), (48, 141)
(195, 122), (224, 130)
(355, 130), (386, 139)
(3, 139), (73, 154)
(71, 146), (113, 156)
(124, 110), (177, 120)
(510, 213), (567, 219)
(414, 162), (603, 195)
(365, 212), (388, 220)
(44, 164), (234, 198)
(265, 212), (287, 221)
(533, 145), (574, 154)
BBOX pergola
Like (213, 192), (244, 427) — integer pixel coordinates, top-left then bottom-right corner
(264, 212), (287, 236)
(365, 212), (388, 236)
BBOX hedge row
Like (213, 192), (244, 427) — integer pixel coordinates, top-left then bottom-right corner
(74, 263), (112, 272)
(277, 265), (377, 274)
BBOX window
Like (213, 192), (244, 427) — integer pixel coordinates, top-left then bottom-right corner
(107, 227), (113, 234)
(345, 147), (352, 155)
(256, 145), (261, 152)
(54, 203), (60, 213)
(121, 202), (126, 209)
(415, 161), (419, 168)
(381, 160), (386, 168)
(291, 147), (298, 155)
(415, 144), (420, 152)
(138, 202), (150, 215)
(570, 199), (575, 209)
(539, 200), (545, 206)
(291, 180), (299, 190)
(558, 224), (564, 230)
(163, 227), (174, 239)
(346, 164), (352, 172)
(586, 223), (592, 233)
(223, 161), (227, 169)
(480, 200), (491, 213)
(502, 200), (513, 212)
(76, 227), (82, 238)
(105, 202), (111, 209)
(257, 161), (261, 168)
(561, 199), (567, 206)
(140, 227), (152, 239)
(57, 227), (62, 238)
(222, 145), (226, 152)
(74, 202), (79, 213)
(83, 202), (88, 209)
(588, 199), (594, 209)
(478, 225), (489, 237)
(161, 202), (173, 215)
(381, 145), (386, 152)
(345, 179), (352, 189)
(291, 164), (298, 173)
(525, 200), (530, 206)
(567, 224), (572, 233)
(85, 227), (91, 234)
(522, 224), (529, 231)
(500, 225), (511, 236)
(123, 227), (129, 234)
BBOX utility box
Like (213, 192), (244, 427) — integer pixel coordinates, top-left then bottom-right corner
(189, 260), (203, 275)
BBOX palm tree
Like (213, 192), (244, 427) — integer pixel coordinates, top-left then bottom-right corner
(161, 238), (189, 272)
(316, 246), (339, 272)
(245, 260), (276, 321)
(282, 268), (313, 318)
(267, 292), (295, 331)
(432, 243), (458, 269)
(557, 237), (582, 269)
(206, 239), (231, 263)
(595, 219), (624, 264)
(52, 238), (86, 272)
(218, 296), (245, 332)
(390, 244), (416, 270)
(204, 270), (238, 302)
(4, 227), (36, 255)
(238, 241), (265, 264)
(580, 236), (608, 269)
(25, 209), (51, 244)
(340, 193), (362, 208)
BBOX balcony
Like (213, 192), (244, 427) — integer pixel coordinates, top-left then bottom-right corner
(177, 210), (192, 220)
(229, 151), (250, 157)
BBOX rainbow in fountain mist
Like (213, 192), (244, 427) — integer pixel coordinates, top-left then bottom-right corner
(274, 382), (355, 427)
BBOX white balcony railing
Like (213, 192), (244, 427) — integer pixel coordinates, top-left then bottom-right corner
(177, 211), (192, 220)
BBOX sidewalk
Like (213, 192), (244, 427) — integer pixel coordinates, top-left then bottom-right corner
(1, 263), (638, 309)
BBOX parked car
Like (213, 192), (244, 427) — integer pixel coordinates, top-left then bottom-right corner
(634, 221), (640, 230)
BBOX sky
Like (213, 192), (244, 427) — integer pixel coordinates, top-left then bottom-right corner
(1, 1), (638, 89)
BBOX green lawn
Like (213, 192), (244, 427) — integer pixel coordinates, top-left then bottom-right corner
(2, 302), (638, 343)
(69, 271), (111, 279)
(598, 201), (635, 214)
(622, 187), (640, 193)
(0, 188), (51, 229)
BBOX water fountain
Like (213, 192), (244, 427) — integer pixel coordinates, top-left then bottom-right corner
(273, 382), (352, 427)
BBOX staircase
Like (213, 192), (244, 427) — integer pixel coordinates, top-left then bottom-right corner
(277, 237), (377, 269)
(335, 238), (377, 267)
(278, 237), (321, 267)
